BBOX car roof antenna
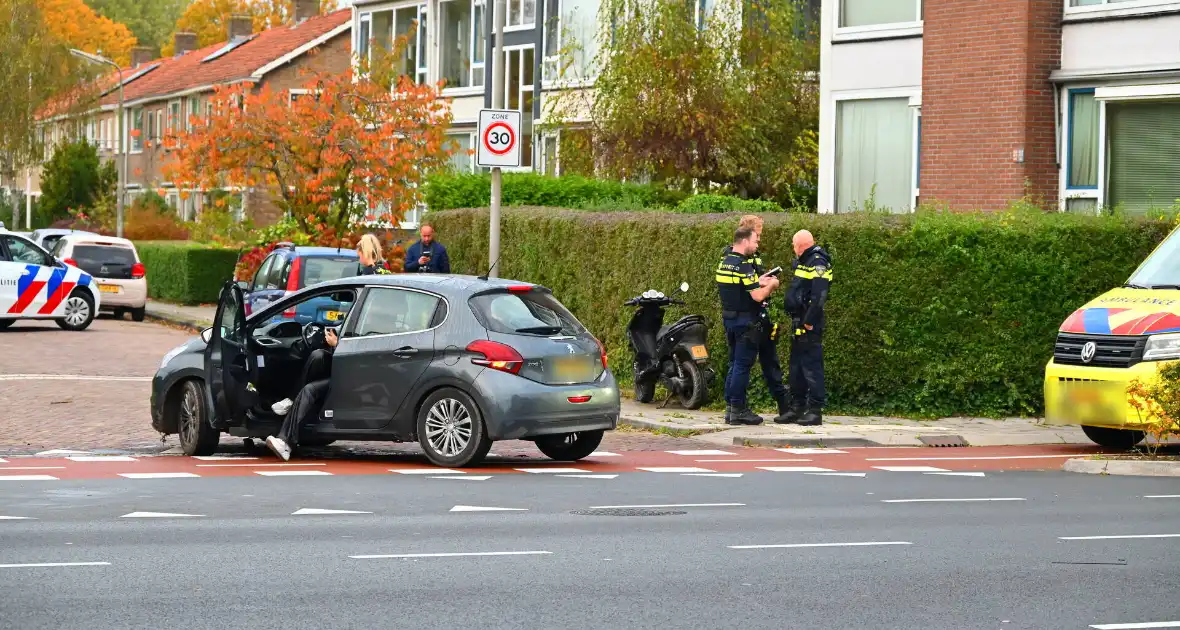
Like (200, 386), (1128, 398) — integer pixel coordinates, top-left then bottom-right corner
(477, 256), (502, 282)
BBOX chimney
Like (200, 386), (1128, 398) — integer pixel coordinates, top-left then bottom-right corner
(227, 14), (254, 41)
(130, 46), (155, 68)
(173, 31), (198, 55)
(294, 0), (320, 23)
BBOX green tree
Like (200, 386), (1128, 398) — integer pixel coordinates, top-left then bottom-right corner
(546, 0), (819, 206)
(38, 140), (116, 225)
(86, 0), (189, 53)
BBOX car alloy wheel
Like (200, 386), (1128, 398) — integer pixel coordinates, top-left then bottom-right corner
(63, 296), (90, 327)
(425, 397), (473, 458)
(177, 380), (218, 456)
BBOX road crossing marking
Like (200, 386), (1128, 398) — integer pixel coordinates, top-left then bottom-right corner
(695, 459), (812, 463)
(730, 541), (911, 550)
(515, 468), (591, 474)
(872, 466), (950, 472)
(806, 472), (866, 477)
(557, 474), (618, 479)
(0, 516), (34, 520)
(0, 475), (58, 481)
(1144, 495), (1180, 499)
(118, 473), (199, 479)
(392, 468), (466, 474)
(121, 512), (204, 518)
(637, 467), (714, 473)
(0, 562), (110, 568)
(588, 503), (743, 509)
(926, 472), (986, 477)
(757, 466), (834, 473)
(430, 475), (492, 481)
(255, 470), (333, 476)
(351, 551), (551, 559)
(683, 473), (743, 478)
(292, 508), (372, 515)
(865, 455), (1082, 461)
(882, 498), (1026, 503)
(1060, 534), (1180, 541)
(1090, 622), (1180, 629)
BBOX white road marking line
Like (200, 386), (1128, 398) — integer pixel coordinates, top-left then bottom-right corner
(695, 459), (813, 463)
(1091, 622), (1180, 629)
(882, 502), (1028, 507)
(0, 475), (59, 481)
(590, 451), (621, 457)
(0, 562), (110, 568)
(636, 467), (715, 473)
(0, 467), (66, 470)
(393, 468), (466, 475)
(757, 466), (834, 473)
(449, 505), (527, 512)
(926, 472), (987, 477)
(1145, 495), (1180, 499)
(0, 458), (5, 463)
(683, 473), (744, 478)
(865, 454), (1081, 461)
(730, 541), (912, 550)
(0, 374), (150, 382)
(198, 463), (326, 467)
(873, 466), (951, 472)
(588, 503), (744, 509)
(255, 470), (333, 476)
(775, 448), (848, 454)
(806, 472), (867, 477)
(557, 474), (618, 479)
(34, 449), (91, 456)
(192, 456), (260, 461)
(67, 456), (137, 463)
(0, 516), (35, 520)
(430, 475), (492, 481)
(292, 508), (372, 515)
(667, 450), (734, 456)
(118, 472), (200, 479)
(515, 468), (590, 474)
(351, 551), (551, 559)
(120, 512), (204, 518)
(1060, 534), (1180, 541)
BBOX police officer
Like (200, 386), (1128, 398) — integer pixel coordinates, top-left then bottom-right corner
(781, 230), (832, 426)
(716, 226), (787, 426)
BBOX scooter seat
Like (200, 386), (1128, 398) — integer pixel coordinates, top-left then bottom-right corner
(657, 325), (672, 340)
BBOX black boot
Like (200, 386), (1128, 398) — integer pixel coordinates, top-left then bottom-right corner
(797, 407), (822, 426)
(774, 398), (803, 424)
(728, 407), (764, 426)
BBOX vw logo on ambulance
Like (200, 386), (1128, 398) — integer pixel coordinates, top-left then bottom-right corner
(1080, 341), (1097, 364)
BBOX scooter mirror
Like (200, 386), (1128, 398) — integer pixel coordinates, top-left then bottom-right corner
(680, 282), (689, 293)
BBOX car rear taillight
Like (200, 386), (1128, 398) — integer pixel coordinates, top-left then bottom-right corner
(283, 257), (302, 319)
(467, 340), (523, 375)
(594, 337), (608, 369)
(63, 258), (78, 267)
(131, 262), (145, 279)
(507, 285), (532, 293)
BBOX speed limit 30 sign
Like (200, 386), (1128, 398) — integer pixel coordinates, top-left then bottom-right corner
(477, 109), (522, 168)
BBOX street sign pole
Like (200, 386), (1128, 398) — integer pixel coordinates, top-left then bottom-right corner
(489, 0), (506, 278)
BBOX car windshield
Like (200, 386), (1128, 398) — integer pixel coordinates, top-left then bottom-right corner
(1126, 228), (1180, 289)
(301, 257), (360, 287)
(470, 290), (586, 336)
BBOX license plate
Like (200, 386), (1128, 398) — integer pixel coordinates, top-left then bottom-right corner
(690, 345), (708, 359)
(98, 284), (119, 294)
(323, 310), (343, 322)
(554, 356), (593, 381)
(1049, 380), (1124, 425)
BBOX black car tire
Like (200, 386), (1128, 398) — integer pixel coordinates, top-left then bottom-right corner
(114, 309), (125, 320)
(300, 437), (336, 448)
(635, 379), (655, 403)
(131, 307), (146, 322)
(676, 360), (707, 410)
(55, 289), (95, 331)
(535, 430), (604, 462)
(177, 380), (219, 456)
(416, 388), (492, 468)
(1081, 425), (1145, 450)
(0, 319), (12, 330)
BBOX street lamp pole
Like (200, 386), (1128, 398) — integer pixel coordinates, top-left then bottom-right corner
(70, 49), (125, 238)
(489, 0), (506, 277)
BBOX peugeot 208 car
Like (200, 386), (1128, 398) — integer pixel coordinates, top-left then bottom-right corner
(151, 274), (620, 467)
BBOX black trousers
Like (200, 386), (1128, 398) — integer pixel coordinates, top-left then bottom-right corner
(279, 349), (333, 448)
(788, 331), (826, 409)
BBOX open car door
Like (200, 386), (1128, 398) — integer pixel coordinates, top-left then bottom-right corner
(205, 280), (254, 429)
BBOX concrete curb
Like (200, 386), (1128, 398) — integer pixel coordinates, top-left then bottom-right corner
(733, 435), (882, 448)
(144, 308), (207, 334)
(1064, 457), (1180, 477)
(618, 416), (726, 436)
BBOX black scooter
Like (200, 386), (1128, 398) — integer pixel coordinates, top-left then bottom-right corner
(624, 282), (715, 410)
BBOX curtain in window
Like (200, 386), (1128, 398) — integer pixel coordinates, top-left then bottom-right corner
(840, 0), (916, 28)
(835, 98), (913, 213)
(448, 134), (474, 173)
(1068, 91), (1098, 188)
(441, 0), (472, 88)
(1107, 101), (1180, 215)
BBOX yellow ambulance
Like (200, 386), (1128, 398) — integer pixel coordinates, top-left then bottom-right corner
(1044, 224), (1180, 448)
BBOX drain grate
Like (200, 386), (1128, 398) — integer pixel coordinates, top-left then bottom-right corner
(918, 434), (968, 447)
(571, 508), (687, 517)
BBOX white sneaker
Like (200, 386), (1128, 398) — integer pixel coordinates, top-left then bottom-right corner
(265, 436), (292, 462)
(271, 398), (293, 416)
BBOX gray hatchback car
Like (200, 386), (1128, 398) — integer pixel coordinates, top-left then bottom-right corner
(151, 275), (620, 467)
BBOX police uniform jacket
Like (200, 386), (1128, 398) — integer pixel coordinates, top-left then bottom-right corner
(785, 245), (832, 333)
(716, 250), (763, 320)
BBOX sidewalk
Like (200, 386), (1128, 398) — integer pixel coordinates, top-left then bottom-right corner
(141, 299), (1089, 448)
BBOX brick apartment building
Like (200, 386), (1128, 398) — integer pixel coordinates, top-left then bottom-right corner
(817, 0), (1180, 214)
(6, 1), (351, 226)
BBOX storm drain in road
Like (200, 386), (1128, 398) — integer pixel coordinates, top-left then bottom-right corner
(571, 508), (687, 517)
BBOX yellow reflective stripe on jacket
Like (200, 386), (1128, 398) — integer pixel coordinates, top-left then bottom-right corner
(794, 266), (833, 281)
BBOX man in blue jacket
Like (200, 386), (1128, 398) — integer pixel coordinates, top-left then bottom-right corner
(403, 223), (451, 273)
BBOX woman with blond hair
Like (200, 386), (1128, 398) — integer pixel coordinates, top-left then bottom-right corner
(357, 233), (391, 275)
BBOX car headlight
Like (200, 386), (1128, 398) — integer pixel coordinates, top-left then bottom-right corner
(1144, 333), (1180, 361)
(160, 344), (186, 369)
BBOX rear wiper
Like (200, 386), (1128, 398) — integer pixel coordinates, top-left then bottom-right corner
(1149, 285), (1180, 290)
(515, 326), (564, 335)
(1123, 283), (1149, 289)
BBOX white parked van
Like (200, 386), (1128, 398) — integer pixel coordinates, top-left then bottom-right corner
(51, 235), (148, 321)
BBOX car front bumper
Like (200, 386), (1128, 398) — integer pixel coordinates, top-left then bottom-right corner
(472, 368), (621, 440)
(1043, 359), (1164, 429)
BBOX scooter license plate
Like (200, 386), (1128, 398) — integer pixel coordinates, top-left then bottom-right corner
(690, 345), (708, 359)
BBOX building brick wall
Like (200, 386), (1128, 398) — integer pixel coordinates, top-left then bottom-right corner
(920, 0), (1062, 211)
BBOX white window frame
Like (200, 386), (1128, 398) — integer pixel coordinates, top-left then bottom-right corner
(834, 0), (923, 42)
(186, 95), (201, 131)
(167, 99), (182, 133)
(1058, 85), (1102, 213)
(356, 12), (373, 72)
(504, 0), (538, 32)
(1064, 0), (1180, 21)
(439, 0), (486, 96)
(910, 96), (921, 209)
(127, 108), (144, 153)
(824, 86), (922, 214)
(359, 3), (430, 84)
(446, 129), (478, 173)
(500, 43), (537, 172)
(288, 88), (323, 105)
(541, 0), (560, 81)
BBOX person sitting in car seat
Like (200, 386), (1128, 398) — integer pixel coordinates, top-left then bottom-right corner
(265, 328), (337, 461)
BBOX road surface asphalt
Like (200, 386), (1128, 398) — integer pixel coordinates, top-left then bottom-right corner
(1, 470), (1177, 630)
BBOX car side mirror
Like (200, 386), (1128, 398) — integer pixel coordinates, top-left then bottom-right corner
(680, 282), (689, 293)
(200, 328), (213, 344)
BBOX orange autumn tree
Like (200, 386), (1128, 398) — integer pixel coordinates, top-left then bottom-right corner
(37, 0), (136, 66)
(163, 64), (454, 235)
(162, 0), (339, 56)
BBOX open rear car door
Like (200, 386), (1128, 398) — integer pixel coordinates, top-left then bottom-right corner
(205, 280), (254, 428)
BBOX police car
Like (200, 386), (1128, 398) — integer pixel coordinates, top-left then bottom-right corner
(0, 229), (100, 331)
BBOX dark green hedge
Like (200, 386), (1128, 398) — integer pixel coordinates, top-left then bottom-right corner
(429, 207), (1174, 417)
(137, 242), (240, 305)
(424, 172), (689, 211)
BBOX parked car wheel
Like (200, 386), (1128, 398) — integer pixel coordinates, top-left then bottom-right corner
(1081, 425), (1145, 450)
(416, 388), (492, 467)
(535, 430), (604, 461)
(55, 290), (94, 331)
(177, 380), (219, 456)
(676, 360), (707, 410)
(131, 307), (146, 322)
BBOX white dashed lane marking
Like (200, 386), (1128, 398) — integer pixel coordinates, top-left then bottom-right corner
(666, 450), (734, 456)
(557, 474), (618, 479)
(192, 456), (260, 461)
(292, 508), (372, 515)
(1090, 622), (1180, 629)
(636, 467), (714, 473)
(0, 562), (110, 569)
(882, 498), (1026, 503)
(515, 468), (591, 474)
(757, 466), (834, 473)
(430, 475), (492, 481)
(351, 551), (551, 560)
(806, 472), (866, 477)
(0, 475), (58, 481)
(393, 468), (466, 475)
(67, 456), (137, 463)
(1061, 534), (1180, 541)
(683, 473), (743, 478)
(120, 512), (203, 518)
(590, 451), (621, 457)
(198, 463), (325, 468)
(872, 466), (950, 473)
(588, 503), (743, 509)
(926, 472), (986, 477)
(255, 470), (333, 477)
(0, 516), (34, 520)
(730, 541), (912, 550)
